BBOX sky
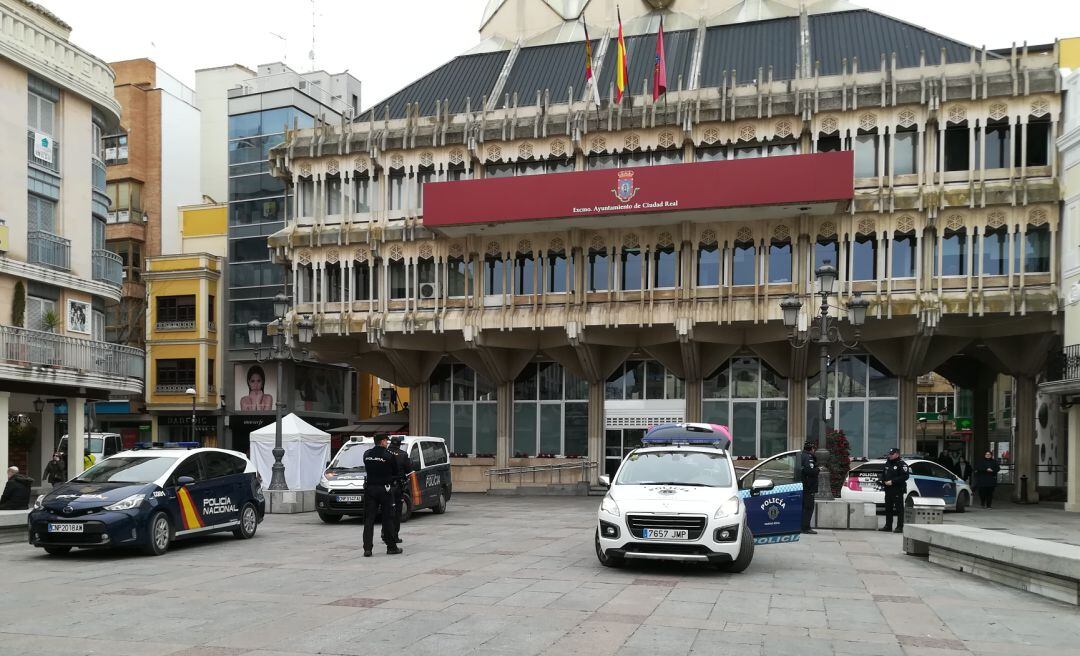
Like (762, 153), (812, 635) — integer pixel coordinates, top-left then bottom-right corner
(40, 0), (1080, 108)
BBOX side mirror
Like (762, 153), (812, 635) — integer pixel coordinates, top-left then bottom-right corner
(750, 478), (774, 496)
(598, 475), (610, 488)
(177, 476), (195, 486)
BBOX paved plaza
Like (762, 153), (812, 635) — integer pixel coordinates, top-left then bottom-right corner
(0, 496), (1078, 656)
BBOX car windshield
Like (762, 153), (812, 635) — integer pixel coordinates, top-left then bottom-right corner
(73, 456), (178, 484)
(329, 443), (372, 471)
(615, 450), (732, 487)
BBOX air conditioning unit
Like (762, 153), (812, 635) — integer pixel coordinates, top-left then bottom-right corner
(418, 282), (439, 300)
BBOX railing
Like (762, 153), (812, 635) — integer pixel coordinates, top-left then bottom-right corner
(27, 130), (60, 173)
(485, 460), (597, 490)
(92, 249), (123, 286)
(1045, 345), (1080, 383)
(155, 384), (194, 394)
(0, 325), (143, 380)
(27, 231), (70, 271)
(155, 320), (196, 331)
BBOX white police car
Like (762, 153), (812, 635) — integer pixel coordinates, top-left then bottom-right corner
(28, 444), (265, 556)
(840, 457), (972, 512)
(596, 423), (803, 573)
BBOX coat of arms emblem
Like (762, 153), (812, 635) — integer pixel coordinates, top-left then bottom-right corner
(613, 169), (638, 203)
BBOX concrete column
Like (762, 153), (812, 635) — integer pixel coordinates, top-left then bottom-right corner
(787, 379), (807, 449)
(495, 381), (513, 469)
(1066, 405), (1080, 512)
(1013, 376), (1039, 503)
(0, 392), (8, 477)
(36, 404), (56, 484)
(684, 379), (702, 422)
(898, 377), (918, 453)
(972, 384), (990, 461)
(67, 398), (85, 476)
(409, 382), (430, 436)
(587, 381), (605, 484)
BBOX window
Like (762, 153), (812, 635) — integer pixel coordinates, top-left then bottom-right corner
(108, 241), (142, 282)
(732, 241), (755, 285)
(92, 308), (105, 341)
(420, 440), (448, 466)
(587, 154), (618, 170)
(546, 251), (569, 293)
(893, 129), (917, 175)
(103, 134), (128, 165)
(982, 227), (1008, 275)
(768, 143), (797, 157)
(851, 235), (877, 281)
(25, 296), (56, 331)
(106, 181), (144, 215)
(985, 122), (1010, 169)
(354, 175), (372, 212)
(429, 363), (496, 456)
(446, 163), (467, 181)
(653, 246), (678, 288)
(387, 170), (405, 210)
(27, 194), (56, 233)
(605, 360), (683, 402)
(588, 248), (609, 291)
(208, 359), (215, 390)
(27, 91), (55, 135)
(417, 167), (434, 206)
(325, 176), (342, 215)
(91, 122), (103, 161)
(1026, 118), (1050, 167)
(621, 247), (642, 291)
(326, 262), (343, 301)
(734, 145), (761, 159)
(513, 362), (589, 457)
(514, 253), (535, 295)
(697, 243), (720, 286)
(892, 232), (916, 278)
(814, 237), (838, 272)
(938, 229), (967, 276)
(353, 261), (378, 301)
(203, 452), (245, 479)
(944, 124), (970, 171)
(389, 260), (408, 299)
(1024, 225), (1050, 273)
(484, 163), (515, 178)
(702, 357), (788, 458)
(484, 255), (504, 295)
(208, 296), (215, 324)
(409, 444), (421, 471)
(157, 296), (196, 325)
(818, 134), (843, 152)
(768, 241), (791, 283)
(854, 132), (879, 177)
(171, 455), (204, 484)
(156, 359), (196, 387)
(695, 146), (726, 162)
(416, 257), (436, 297)
(806, 354), (897, 457)
(447, 256), (470, 297)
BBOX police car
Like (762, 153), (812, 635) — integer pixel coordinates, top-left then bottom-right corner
(840, 457), (972, 512)
(596, 423), (803, 573)
(28, 444), (265, 556)
(315, 436), (451, 523)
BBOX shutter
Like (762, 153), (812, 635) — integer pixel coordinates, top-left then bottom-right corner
(27, 94), (38, 132)
(92, 310), (105, 341)
(26, 296), (44, 330)
(27, 196), (39, 232)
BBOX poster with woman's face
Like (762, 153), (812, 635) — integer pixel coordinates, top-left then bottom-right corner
(294, 366), (344, 414)
(234, 363), (278, 412)
(67, 299), (90, 334)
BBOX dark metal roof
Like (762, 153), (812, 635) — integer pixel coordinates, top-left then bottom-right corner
(699, 18), (799, 87)
(362, 50), (508, 120)
(597, 28), (697, 99)
(500, 40), (598, 107)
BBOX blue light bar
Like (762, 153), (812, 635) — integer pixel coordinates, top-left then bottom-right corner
(133, 441), (200, 450)
(642, 423), (732, 450)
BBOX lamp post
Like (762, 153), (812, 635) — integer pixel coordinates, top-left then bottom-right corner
(185, 388), (197, 443)
(780, 261), (870, 499)
(246, 292), (314, 491)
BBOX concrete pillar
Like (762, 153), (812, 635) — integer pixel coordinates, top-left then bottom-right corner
(787, 379), (807, 449)
(684, 379), (702, 422)
(972, 384), (990, 462)
(36, 403), (56, 484)
(898, 377), (918, 453)
(1066, 405), (1080, 512)
(1013, 376), (1039, 503)
(587, 381), (605, 483)
(67, 398), (86, 476)
(495, 381), (513, 469)
(409, 382), (430, 436)
(0, 392), (8, 477)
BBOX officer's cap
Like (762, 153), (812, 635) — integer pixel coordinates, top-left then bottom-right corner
(887, 448), (900, 455)
(389, 435), (404, 445)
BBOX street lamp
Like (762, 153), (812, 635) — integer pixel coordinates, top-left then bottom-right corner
(246, 298), (314, 491)
(780, 260), (870, 499)
(186, 388), (196, 443)
(33, 397), (44, 414)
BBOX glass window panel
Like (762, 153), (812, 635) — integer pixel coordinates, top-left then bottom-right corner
(892, 233), (916, 278)
(730, 357), (759, 398)
(515, 254), (535, 295)
(564, 403), (588, 457)
(838, 401), (866, 458)
(703, 364), (729, 399)
(702, 400), (728, 425)
(514, 363), (538, 400)
(665, 371), (685, 400)
(760, 362), (787, 398)
(645, 361), (665, 399)
(540, 405), (562, 455)
(430, 364), (451, 401)
(475, 403), (497, 456)
(768, 143), (797, 157)
(624, 361), (645, 400)
(734, 146), (761, 159)
(1025, 227), (1050, 273)
(453, 404), (474, 455)
(768, 242), (792, 283)
(565, 370), (588, 400)
(854, 134), (878, 177)
(893, 130), (917, 175)
(485, 257), (504, 295)
(547, 252), (568, 293)
(621, 248), (642, 290)
(588, 250), (609, 291)
(852, 236), (877, 281)
(760, 400), (788, 457)
(732, 243), (755, 285)
(868, 400), (898, 459)
(513, 403), (537, 457)
(538, 362), (562, 401)
(430, 403), (451, 441)
(448, 257), (470, 297)
(389, 261), (408, 299)
(732, 403), (758, 457)
(696, 146), (726, 161)
(982, 229), (1008, 275)
(939, 231), (967, 276)
(1026, 120), (1050, 167)
(944, 126), (970, 171)
(588, 154), (619, 170)
(986, 123), (1010, 168)
(453, 364), (475, 401)
(476, 372), (496, 401)
(605, 365), (625, 400)
(697, 244), (720, 286)
(836, 355), (868, 397)
(806, 398), (822, 445)
(653, 247), (677, 288)
(867, 357), (898, 397)
(815, 238), (838, 271)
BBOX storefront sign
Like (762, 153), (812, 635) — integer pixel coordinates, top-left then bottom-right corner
(158, 415), (217, 428)
(424, 151), (853, 229)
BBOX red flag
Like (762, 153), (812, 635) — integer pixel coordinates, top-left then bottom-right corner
(615, 8), (628, 103)
(652, 17), (667, 101)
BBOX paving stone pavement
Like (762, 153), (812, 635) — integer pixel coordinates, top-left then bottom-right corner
(1, 495), (1078, 656)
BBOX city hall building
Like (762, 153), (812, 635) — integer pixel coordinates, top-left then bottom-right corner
(267, 0), (1064, 496)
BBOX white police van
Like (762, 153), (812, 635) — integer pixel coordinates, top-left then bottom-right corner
(596, 423), (803, 572)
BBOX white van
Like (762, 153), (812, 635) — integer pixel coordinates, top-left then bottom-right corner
(57, 433), (124, 467)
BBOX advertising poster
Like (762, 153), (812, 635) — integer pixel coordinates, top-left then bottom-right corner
(34, 132), (53, 163)
(235, 363), (278, 411)
(66, 299), (90, 334)
(294, 366), (345, 414)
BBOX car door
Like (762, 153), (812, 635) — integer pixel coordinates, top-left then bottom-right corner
(909, 462), (946, 500)
(407, 442), (424, 508)
(738, 451), (803, 544)
(926, 463), (958, 505)
(199, 452), (243, 530)
(167, 453), (212, 536)
(420, 440), (450, 503)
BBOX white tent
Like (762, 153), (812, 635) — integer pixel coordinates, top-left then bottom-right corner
(249, 414), (331, 490)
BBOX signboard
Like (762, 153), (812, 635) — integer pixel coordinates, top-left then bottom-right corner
(33, 132), (53, 163)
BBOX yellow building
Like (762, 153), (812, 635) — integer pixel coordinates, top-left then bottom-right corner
(144, 203), (226, 444)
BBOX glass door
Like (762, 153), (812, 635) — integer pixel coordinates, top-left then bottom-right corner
(604, 428), (646, 477)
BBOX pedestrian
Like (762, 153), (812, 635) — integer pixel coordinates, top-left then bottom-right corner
(83, 449), (95, 471)
(362, 434), (402, 557)
(797, 440), (818, 534)
(43, 453), (66, 489)
(974, 450), (1000, 509)
(938, 451), (955, 476)
(956, 456), (972, 484)
(878, 448), (909, 533)
(0, 466), (32, 510)
(382, 436), (412, 545)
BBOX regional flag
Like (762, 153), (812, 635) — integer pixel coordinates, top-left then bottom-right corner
(584, 21), (601, 107)
(615, 8), (629, 104)
(652, 17), (667, 101)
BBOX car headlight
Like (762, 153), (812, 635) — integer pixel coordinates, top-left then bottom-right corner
(33, 494), (45, 511)
(714, 495), (742, 519)
(600, 496), (621, 517)
(104, 493), (146, 511)
(319, 475), (331, 488)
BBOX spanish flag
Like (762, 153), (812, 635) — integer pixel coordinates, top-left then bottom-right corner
(583, 21), (601, 107)
(615, 8), (629, 104)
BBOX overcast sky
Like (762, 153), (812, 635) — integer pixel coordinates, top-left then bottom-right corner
(42, 0), (1080, 107)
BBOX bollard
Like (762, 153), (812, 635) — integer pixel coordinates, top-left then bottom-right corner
(1020, 475), (1028, 504)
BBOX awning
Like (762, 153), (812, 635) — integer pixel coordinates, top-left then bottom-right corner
(328, 410), (410, 435)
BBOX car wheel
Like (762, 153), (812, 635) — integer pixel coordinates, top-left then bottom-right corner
(717, 526), (754, 573)
(905, 493), (919, 507)
(318, 511), (342, 524)
(400, 495), (413, 523)
(142, 511), (172, 556)
(595, 529), (624, 568)
(43, 546), (71, 556)
(233, 503), (259, 539)
(954, 491), (969, 513)
(432, 490), (447, 515)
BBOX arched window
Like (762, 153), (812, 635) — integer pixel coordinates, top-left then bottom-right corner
(851, 234), (877, 281)
(814, 236), (838, 271)
(943, 121), (970, 172)
(447, 256), (470, 297)
(545, 250), (569, 293)
(982, 226), (1008, 275)
(325, 175), (341, 215)
(514, 252), (535, 295)
(652, 245), (678, 288)
(697, 242), (720, 286)
(937, 228), (967, 276)
(768, 240), (791, 283)
(353, 261), (377, 301)
(621, 246), (642, 291)
(484, 254), (504, 295)
(1023, 224), (1050, 273)
(985, 120), (1010, 169)
(325, 262), (342, 300)
(353, 174), (372, 212)
(588, 248), (609, 291)
(892, 230), (916, 278)
(732, 241), (755, 285)
(854, 128), (879, 177)
(416, 257), (436, 296)
(893, 127), (917, 175)
(388, 260), (408, 299)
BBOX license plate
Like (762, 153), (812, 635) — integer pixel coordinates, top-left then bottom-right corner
(642, 528), (688, 540)
(47, 523), (83, 533)
(335, 495), (363, 503)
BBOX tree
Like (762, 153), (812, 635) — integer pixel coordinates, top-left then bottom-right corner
(12, 280), (24, 327)
(826, 428), (851, 496)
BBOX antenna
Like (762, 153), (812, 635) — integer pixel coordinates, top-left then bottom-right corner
(270, 32), (287, 64)
(308, 0), (317, 72)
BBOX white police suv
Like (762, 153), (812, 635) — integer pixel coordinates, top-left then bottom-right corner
(596, 423), (803, 572)
(840, 457), (973, 512)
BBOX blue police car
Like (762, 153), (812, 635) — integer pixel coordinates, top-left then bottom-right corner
(28, 445), (265, 556)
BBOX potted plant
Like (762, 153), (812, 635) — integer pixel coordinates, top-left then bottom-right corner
(826, 429), (852, 497)
(41, 309), (61, 332)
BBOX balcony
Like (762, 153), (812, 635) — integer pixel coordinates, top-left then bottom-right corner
(28, 231), (70, 271)
(1042, 345), (1080, 395)
(27, 130), (60, 173)
(92, 249), (123, 286)
(155, 383), (195, 394)
(155, 320), (196, 331)
(0, 325), (144, 386)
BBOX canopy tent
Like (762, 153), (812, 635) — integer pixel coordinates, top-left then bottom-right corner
(249, 413), (331, 490)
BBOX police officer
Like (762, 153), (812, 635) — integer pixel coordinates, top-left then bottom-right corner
(362, 434), (402, 556)
(382, 436), (412, 545)
(797, 441), (818, 535)
(879, 447), (910, 533)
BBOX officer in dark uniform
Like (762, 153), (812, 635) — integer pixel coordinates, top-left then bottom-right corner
(382, 436), (412, 545)
(879, 447), (910, 533)
(362, 434), (402, 556)
(797, 441), (818, 535)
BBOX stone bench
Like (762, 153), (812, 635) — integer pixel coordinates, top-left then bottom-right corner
(813, 499), (879, 530)
(904, 524), (1080, 605)
(0, 509), (29, 528)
